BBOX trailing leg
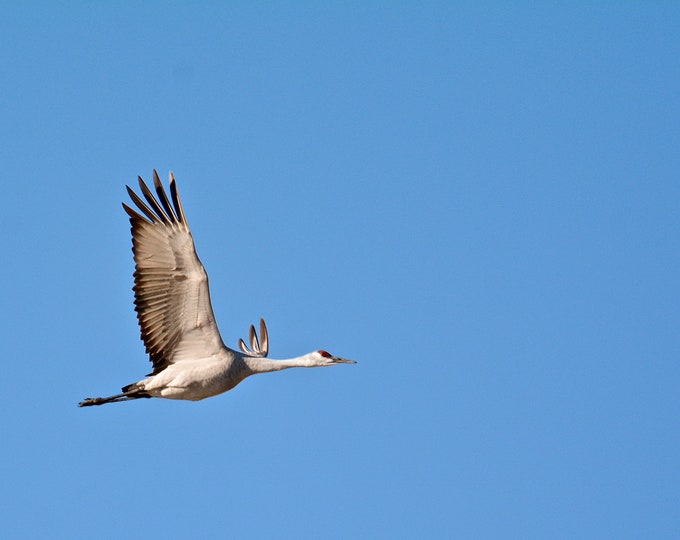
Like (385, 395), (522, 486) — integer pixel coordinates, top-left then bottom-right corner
(78, 389), (150, 407)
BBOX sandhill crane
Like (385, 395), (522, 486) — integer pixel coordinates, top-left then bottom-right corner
(79, 171), (355, 407)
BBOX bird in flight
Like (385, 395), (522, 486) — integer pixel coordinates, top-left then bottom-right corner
(79, 171), (355, 407)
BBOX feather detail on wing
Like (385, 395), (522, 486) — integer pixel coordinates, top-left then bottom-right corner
(238, 318), (269, 357)
(122, 171), (227, 375)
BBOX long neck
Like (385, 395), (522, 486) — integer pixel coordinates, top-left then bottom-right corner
(242, 352), (318, 374)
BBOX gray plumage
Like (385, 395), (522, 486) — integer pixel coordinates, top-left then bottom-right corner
(79, 171), (354, 407)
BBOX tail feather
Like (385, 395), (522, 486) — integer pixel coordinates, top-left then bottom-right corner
(121, 382), (141, 393)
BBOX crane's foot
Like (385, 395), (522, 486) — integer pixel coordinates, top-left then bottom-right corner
(78, 397), (105, 407)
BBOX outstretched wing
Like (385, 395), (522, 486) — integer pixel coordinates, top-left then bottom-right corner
(123, 170), (228, 375)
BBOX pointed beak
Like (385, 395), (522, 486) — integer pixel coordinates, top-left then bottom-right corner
(332, 356), (357, 364)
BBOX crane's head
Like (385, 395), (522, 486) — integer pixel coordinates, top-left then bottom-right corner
(313, 349), (356, 366)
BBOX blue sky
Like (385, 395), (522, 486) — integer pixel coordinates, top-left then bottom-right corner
(1, 3), (679, 538)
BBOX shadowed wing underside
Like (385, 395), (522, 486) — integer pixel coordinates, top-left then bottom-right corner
(122, 171), (227, 375)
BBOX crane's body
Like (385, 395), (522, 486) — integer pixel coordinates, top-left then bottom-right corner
(79, 171), (354, 407)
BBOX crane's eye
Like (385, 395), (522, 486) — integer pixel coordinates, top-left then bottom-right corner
(318, 350), (332, 358)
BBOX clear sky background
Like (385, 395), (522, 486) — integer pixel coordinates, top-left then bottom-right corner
(1, 3), (678, 539)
